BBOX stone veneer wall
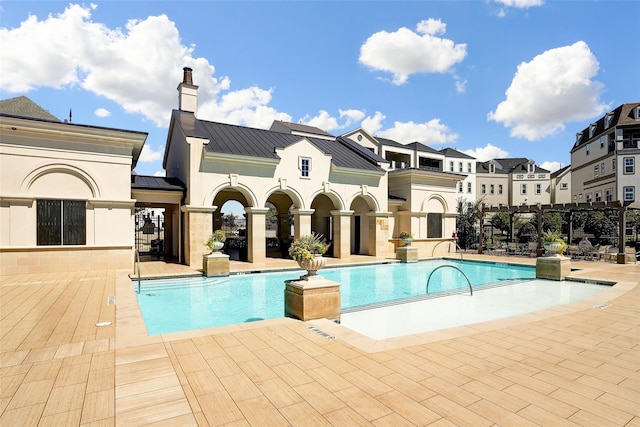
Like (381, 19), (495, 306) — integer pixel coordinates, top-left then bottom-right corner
(0, 247), (133, 276)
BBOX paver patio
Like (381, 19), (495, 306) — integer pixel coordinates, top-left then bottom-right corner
(1, 255), (638, 426)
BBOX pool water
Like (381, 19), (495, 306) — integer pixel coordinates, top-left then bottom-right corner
(136, 259), (536, 335)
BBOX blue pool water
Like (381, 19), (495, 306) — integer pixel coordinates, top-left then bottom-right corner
(136, 259), (535, 335)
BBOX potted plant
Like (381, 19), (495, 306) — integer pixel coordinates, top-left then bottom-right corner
(399, 231), (414, 246)
(541, 231), (566, 255)
(289, 233), (329, 276)
(205, 229), (227, 253)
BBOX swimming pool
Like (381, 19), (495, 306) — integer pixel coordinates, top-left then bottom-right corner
(135, 259), (538, 335)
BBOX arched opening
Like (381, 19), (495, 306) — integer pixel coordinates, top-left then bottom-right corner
(310, 194), (337, 257)
(349, 196), (373, 255)
(266, 191), (296, 258)
(213, 189), (249, 261)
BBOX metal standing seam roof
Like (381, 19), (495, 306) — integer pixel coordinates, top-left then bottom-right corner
(172, 110), (385, 172)
(131, 175), (186, 192)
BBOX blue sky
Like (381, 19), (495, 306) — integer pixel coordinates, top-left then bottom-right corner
(1, 1), (638, 177)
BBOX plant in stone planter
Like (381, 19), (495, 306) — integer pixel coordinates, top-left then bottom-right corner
(289, 233), (329, 276)
(205, 229), (227, 253)
(399, 231), (414, 246)
(541, 231), (567, 255)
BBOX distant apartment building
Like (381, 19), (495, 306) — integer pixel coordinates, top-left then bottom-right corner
(440, 148), (476, 205)
(550, 165), (571, 204)
(476, 158), (551, 207)
(570, 103), (640, 204)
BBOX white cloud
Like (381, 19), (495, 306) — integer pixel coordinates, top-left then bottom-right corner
(94, 107), (111, 118)
(488, 41), (609, 141)
(540, 161), (562, 173)
(359, 19), (467, 85)
(301, 110), (339, 132)
(455, 78), (467, 94)
(495, 0), (543, 9)
(0, 4), (289, 129)
(376, 118), (459, 145)
(462, 144), (509, 162)
(339, 109), (366, 127)
(153, 170), (166, 177)
(139, 144), (163, 163)
(361, 112), (386, 136)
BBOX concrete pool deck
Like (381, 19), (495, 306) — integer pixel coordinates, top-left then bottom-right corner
(1, 255), (638, 425)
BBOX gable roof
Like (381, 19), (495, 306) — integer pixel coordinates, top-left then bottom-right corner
(477, 157), (549, 174)
(439, 147), (475, 160)
(0, 96), (60, 122)
(551, 164), (570, 179)
(170, 110), (385, 172)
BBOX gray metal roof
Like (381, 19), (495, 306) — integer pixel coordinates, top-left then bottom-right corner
(0, 96), (60, 121)
(376, 137), (441, 154)
(172, 110), (384, 172)
(269, 120), (334, 137)
(131, 174), (185, 192)
(439, 147), (475, 160)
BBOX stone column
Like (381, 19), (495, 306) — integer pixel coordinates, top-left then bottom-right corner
(366, 212), (391, 257)
(181, 205), (217, 267)
(330, 210), (353, 259)
(284, 275), (341, 321)
(245, 207), (269, 264)
(292, 209), (314, 240)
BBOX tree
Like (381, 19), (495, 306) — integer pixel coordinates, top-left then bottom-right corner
(490, 213), (510, 237)
(584, 210), (617, 243)
(455, 198), (482, 249)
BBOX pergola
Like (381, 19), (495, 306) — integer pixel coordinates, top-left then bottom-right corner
(479, 200), (639, 263)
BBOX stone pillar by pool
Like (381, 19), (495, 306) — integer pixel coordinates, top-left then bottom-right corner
(396, 246), (418, 263)
(203, 252), (230, 277)
(284, 275), (340, 322)
(536, 254), (570, 280)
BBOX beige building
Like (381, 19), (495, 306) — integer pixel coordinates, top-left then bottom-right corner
(570, 103), (639, 204)
(0, 67), (464, 273)
(550, 165), (571, 204)
(476, 158), (551, 207)
(0, 96), (147, 275)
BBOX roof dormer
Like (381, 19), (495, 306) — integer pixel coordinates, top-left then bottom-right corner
(589, 123), (597, 138)
(605, 112), (614, 128)
(576, 131), (583, 144)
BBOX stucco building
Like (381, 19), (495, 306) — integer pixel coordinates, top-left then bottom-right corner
(570, 102), (639, 204)
(0, 96), (147, 275)
(476, 158), (551, 207)
(0, 68), (465, 273)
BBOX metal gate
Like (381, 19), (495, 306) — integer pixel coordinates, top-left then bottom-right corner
(135, 208), (164, 257)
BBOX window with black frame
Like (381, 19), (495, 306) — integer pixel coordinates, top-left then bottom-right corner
(37, 199), (86, 245)
(427, 213), (442, 238)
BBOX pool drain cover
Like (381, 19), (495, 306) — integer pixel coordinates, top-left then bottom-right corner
(308, 326), (335, 340)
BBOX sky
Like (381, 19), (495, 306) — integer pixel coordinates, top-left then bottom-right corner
(1, 0), (639, 178)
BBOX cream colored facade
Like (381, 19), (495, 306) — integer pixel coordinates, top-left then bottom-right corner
(1, 68), (465, 274)
(570, 103), (640, 204)
(0, 106), (146, 275)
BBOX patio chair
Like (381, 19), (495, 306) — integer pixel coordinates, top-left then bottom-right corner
(605, 246), (619, 263)
(625, 247), (638, 264)
(567, 245), (580, 259)
(594, 245), (610, 262)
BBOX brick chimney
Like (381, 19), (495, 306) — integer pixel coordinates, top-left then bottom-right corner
(177, 67), (198, 113)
